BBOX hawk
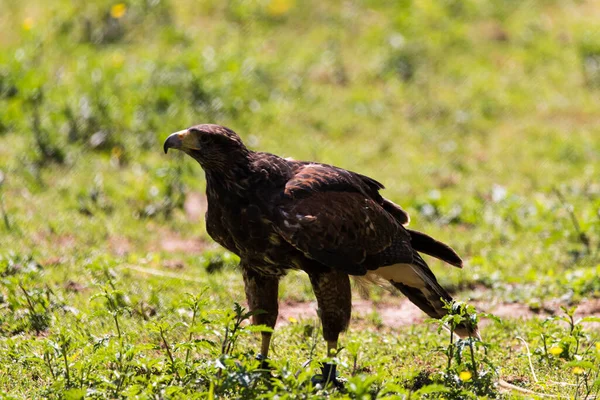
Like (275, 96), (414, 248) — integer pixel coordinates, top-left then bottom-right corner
(164, 124), (477, 381)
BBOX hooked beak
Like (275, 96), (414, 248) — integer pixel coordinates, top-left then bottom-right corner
(163, 130), (188, 154)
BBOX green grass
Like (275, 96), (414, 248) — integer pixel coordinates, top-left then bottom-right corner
(1, 0), (600, 398)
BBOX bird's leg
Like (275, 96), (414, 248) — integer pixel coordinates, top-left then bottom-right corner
(260, 334), (272, 358)
(319, 339), (340, 387)
(327, 340), (338, 357)
(308, 270), (351, 388)
(242, 266), (279, 369)
(308, 270), (351, 355)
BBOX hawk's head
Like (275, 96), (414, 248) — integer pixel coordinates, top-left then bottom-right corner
(164, 124), (248, 169)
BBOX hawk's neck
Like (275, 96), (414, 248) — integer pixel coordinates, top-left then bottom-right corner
(203, 154), (254, 199)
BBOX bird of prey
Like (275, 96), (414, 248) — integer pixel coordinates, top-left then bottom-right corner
(164, 124), (478, 381)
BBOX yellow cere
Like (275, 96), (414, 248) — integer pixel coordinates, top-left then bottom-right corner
(548, 346), (563, 356)
(459, 371), (472, 382)
(110, 3), (127, 19)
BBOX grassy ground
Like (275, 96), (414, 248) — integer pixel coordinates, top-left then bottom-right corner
(1, 0), (600, 398)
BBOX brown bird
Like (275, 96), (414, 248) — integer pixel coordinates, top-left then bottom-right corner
(164, 124), (477, 381)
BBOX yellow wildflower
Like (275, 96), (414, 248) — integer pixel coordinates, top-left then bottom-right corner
(267, 0), (294, 17)
(572, 367), (585, 375)
(111, 52), (125, 68)
(459, 371), (472, 382)
(548, 346), (563, 356)
(110, 3), (127, 19)
(23, 17), (34, 31)
(595, 342), (600, 352)
(288, 317), (297, 323)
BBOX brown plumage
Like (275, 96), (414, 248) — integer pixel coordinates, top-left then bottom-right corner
(163, 124), (478, 363)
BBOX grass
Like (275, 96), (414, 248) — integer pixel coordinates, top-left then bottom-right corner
(1, 0), (600, 398)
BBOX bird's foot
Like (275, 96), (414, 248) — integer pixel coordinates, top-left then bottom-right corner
(311, 363), (345, 389)
(255, 353), (272, 371)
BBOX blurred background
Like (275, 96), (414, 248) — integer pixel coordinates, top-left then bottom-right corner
(2, 0), (600, 309)
(0, 0), (599, 394)
(1, 0), (598, 290)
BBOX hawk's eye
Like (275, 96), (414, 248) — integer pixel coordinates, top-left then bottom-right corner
(198, 135), (210, 145)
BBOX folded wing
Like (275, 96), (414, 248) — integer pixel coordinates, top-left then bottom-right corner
(273, 163), (413, 275)
(407, 229), (463, 268)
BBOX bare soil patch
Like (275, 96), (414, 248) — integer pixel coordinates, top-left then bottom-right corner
(109, 235), (131, 256)
(184, 192), (207, 221)
(276, 297), (600, 329)
(159, 231), (210, 254)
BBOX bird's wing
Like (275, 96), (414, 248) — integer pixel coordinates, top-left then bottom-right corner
(283, 163), (384, 200)
(406, 229), (463, 268)
(382, 198), (411, 225)
(273, 164), (413, 275)
(380, 197), (461, 267)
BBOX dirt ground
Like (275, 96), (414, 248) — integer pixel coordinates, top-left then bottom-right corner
(276, 296), (600, 329)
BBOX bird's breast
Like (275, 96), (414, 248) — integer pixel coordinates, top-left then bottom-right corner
(206, 202), (283, 257)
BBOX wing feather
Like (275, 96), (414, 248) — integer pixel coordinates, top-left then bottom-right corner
(407, 229), (463, 268)
(382, 198), (411, 225)
(273, 164), (412, 275)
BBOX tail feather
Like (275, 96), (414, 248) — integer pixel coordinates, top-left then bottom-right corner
(370, 253), (479, 339)
(406, 229), (463, 268)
